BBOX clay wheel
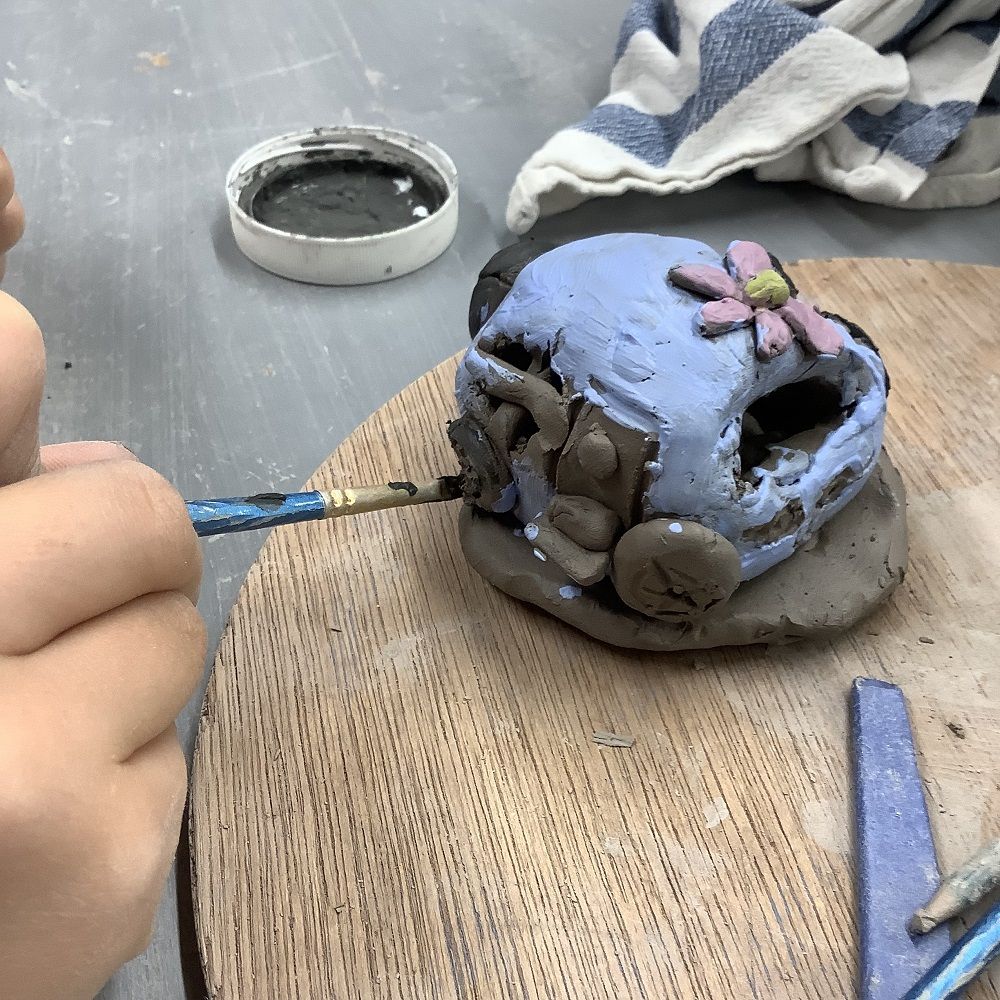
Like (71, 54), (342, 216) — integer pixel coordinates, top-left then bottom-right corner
(611, 519), (742, 617)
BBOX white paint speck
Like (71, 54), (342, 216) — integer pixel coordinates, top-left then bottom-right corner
(524, 523), (539, 542)
(703, 797), (729, 829)
(412, 205), (429, 218)
(5, 61), (16, 72)
(532, 548), (547, 562)
(4, 78), (56, 116)
(172, 87), (183, 96)
(602, 836), (625, 858)
(559, 585), (582, 600)
(62, 135), (73, 146)
(392, 175), (414, 194)
(669, 522), (683, 534)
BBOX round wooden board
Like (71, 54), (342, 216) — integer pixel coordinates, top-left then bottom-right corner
(191, 258), (1000, 1000)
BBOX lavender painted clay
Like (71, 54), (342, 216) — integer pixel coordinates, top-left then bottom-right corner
(452, 234), (907, 650)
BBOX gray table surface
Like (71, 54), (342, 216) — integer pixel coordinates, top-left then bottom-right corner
(3, 0), (998, 996)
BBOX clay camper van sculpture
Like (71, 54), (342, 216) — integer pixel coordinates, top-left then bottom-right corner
(450, 234), (907, 651)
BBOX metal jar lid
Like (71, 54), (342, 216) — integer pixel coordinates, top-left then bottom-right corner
(226, 126), (459, 286)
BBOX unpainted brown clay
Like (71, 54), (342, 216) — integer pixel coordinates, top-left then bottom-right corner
(527, 516), (611, 587)
(460, 453), (907, 651)
(447, 415), (512, 512)
(548, 495), (622, 551)
(610, 519), (742, 618)
(556, 405), (656, 527)
(577, 427), (619, 479)
(470, 356), (568, 452)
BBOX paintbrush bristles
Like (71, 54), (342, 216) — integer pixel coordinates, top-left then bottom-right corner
(321, 477), (464, 518)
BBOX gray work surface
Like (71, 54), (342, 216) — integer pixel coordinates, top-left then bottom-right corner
(2, 0), (998, 996)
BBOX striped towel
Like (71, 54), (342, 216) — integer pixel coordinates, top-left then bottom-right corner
(506, 0), (1000, 233)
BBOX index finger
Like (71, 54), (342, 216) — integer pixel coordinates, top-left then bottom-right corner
(18, 590), (206, 761)
(0, 149), (14, 211)
(0, 291), (44, 484)
(0, 459), (201, 655)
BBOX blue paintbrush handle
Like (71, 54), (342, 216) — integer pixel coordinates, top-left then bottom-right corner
(187, 491), (327, 537)
(186, 477), (464, 538)
(903, 898), (1000, 999)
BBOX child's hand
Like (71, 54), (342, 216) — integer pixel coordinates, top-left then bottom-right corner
(0, 293), (205, 999)
(0, 149), (25, 282)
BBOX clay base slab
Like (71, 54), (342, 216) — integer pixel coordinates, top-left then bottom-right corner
(460, 454), (906, 650)
(191, 259), (1000, 1000)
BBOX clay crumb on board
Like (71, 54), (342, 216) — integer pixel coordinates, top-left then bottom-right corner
(593, 730), (635, 748)
(947, 721), (967, 739)
(918, 636), (935, 645)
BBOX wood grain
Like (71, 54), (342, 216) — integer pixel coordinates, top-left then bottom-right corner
(191, 259), (1000, 999)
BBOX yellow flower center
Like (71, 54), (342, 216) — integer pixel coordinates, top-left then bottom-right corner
(744, 269), (790, 308)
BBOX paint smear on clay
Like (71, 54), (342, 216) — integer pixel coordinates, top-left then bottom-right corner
(559, 584), (582, 599)
(704, 796), (729, 829)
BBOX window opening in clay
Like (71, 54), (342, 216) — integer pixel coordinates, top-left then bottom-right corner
(491, 338), (534, 371)
(738, 377), (847, 482)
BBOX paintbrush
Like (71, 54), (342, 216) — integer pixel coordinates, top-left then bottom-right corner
(902, 898), (1000, 1000)
(186, 415), (513, 537)
(186, 476), (464, 537)
(911, 838), (1000, 936)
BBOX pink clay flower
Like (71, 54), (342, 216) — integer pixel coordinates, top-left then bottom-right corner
(668, 240), (844, 361)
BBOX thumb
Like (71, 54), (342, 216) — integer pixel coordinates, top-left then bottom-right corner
(0, 291), (44, 486)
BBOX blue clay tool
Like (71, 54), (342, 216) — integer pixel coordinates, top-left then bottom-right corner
(902, 898), (1000, 1000)
(851, 677), (951, 1000)
(187, 477), (463, 537)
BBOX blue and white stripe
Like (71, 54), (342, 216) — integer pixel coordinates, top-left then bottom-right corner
(507, 0), (1000, 232)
